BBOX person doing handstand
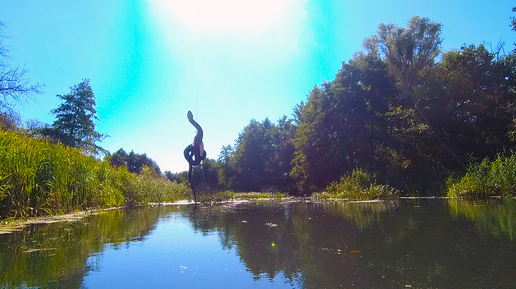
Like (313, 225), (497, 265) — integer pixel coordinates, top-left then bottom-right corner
(184, 110), (207, 166)
(184, 111), (206, 203)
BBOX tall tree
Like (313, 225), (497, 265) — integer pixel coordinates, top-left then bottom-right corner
(291, 59), (384, 193)
(266, 116), (296, 192)
(231, 119), (271, 191)
(0, 22), (42, 113)
(376, 16), (442, 94)
(50, 79), (107, 155)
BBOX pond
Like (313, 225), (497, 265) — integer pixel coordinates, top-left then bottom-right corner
(0, 199), (515, 289)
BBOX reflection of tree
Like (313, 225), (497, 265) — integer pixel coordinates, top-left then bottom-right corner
(187, 200), (515, 289)
(2, 201), (515, 289)
(313, 201), (399, 231)
(448, 199), (516, 241)
(0, 207), (172, 288)
(185, 203), (303, 284)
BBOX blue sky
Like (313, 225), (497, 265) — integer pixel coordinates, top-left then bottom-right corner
(2, 0), (515, 173)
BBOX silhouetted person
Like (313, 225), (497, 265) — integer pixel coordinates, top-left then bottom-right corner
(184, 111), (206, 166)
(184, 111), (206, 203)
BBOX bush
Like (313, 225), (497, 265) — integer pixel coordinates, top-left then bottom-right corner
(313, 169), (399, 200)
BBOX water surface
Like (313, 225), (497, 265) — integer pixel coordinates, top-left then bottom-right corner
(1, 199), (515, 288)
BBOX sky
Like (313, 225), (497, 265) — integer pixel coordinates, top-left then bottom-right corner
(2, 0), (516, 173)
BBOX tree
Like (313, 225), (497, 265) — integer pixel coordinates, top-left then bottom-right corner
(428, 45), (515, 161)
(368, 16), (442, 95)
(0, 111), (20, 131)
(217, 144), (235, 189)
(50, 79), (107, 155)
(291, 60), (384, 193)
(108, 148), (162, 176)
(191, 159), (221, 194)
(164, 170), (188, 184)
(0, 22), (42, 113)
(231, 119), (271, 191)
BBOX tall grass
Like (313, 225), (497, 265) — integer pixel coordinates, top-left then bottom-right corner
(312, 169), (399, 200)
(0, 131), (187, 219)
(447, 154), (516, 198)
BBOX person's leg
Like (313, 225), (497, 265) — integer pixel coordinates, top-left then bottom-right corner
(184, 144), (194, 164)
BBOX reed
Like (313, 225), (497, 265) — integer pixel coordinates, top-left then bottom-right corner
(232, 191), (290, 199)
(313, 169), (399, 200)
(0, 131), (185, 219)
(447, 154), (516, 198)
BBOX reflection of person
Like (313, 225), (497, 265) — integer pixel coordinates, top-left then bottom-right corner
(184, 111), (206, 166)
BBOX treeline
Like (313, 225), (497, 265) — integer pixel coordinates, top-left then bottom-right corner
(168, 16), (516, 197)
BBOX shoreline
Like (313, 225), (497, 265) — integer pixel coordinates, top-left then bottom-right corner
(1, 196), (513, 234)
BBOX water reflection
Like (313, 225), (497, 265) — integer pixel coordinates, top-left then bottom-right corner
(448, 198), (515, 241)
(0, 200), (515, 288)
(0, 207), (163, 289)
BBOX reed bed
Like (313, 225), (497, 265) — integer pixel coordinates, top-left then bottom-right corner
(313, 169), (399, 200)
(0, 131), (187, 219)
(447, 154), (516, 198)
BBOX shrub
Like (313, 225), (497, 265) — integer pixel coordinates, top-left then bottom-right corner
(313, 169), (399, 200)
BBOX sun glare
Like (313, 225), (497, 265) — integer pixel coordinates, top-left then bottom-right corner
(149, 0), (291, 32)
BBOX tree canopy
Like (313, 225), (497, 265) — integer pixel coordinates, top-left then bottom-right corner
(108, 148), (162, 176)
(184, 15), (516, 196)
(49, 79), (107, 155)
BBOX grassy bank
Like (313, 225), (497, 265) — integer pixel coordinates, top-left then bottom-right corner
(447, 154), (516, 198)
(0, 131), (188, 220)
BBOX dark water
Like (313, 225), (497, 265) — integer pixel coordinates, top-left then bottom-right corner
(0, 199), (515, 289)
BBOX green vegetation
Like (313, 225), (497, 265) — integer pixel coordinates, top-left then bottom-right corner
(312, 170), (399, 200)
(189, 190), (290, 203)
(0, 131), (187, 219)
(3, 10), (516, 209)
(232, 191), (290, 199)
(448, 199), (515, 240)
(164, 13), (516, 199)
(447, 154), (516, 198)
(107, 148), (162, 176)
(0, 207), (165, 288)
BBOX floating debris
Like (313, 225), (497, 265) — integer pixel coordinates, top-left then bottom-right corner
(265, 223), (277, 227)
(307, 246), (342, 255)
(23, 248), (57, 253)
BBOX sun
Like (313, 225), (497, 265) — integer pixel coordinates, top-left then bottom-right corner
(148, 0), (291, 32)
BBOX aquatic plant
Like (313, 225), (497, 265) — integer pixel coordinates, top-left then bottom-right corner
(193, 191), (290, 203)
(313, 169), (399, 200)
(447, 154), (516, 198)
(232, 192), (290, 199)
